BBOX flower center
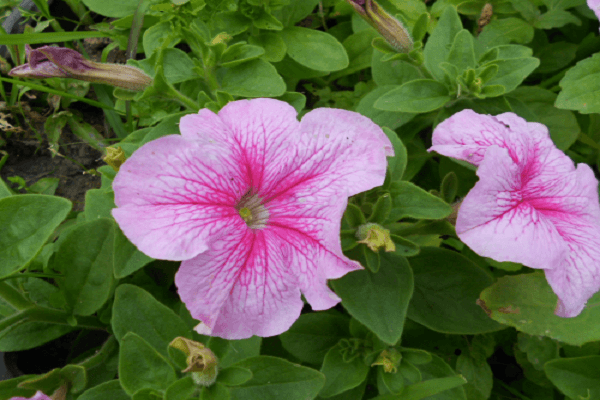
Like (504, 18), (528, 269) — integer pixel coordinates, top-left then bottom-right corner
(237, 192), (269, 229)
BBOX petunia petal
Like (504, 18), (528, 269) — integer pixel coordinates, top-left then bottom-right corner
(429, 110), (551, 168)
(11, 391), (52, 400)
(588, 0), (600, 25)
(542, 163), (600, 317)
(8, 60), (69, 79)
(213, 98), (301, 193)
(112, 134), (247, 260)
(456, 145), (569, 270)
(175, 225), (304, 339)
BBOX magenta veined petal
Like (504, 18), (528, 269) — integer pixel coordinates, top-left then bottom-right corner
(430, 109), (600, 317)
(113, 98), (392, 338)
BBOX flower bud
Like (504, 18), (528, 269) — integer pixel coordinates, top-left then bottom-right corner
(169, 337), (218, 386)
(103, 146), (127, 172)
(9, 46), (153, 91)
(371, 348), (402, 373)
(356, 223), (395, 252)
(345, 0), (413, 53)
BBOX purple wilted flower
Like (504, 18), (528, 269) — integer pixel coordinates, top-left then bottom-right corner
(9, 45), (152, 91)
(345, 0), (413, 52)
(112, 98), (393, 339)
(429, 110), (600, 318)
(11, 391), (51, 400)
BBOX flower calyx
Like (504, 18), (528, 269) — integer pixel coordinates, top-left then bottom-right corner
(345, 0), (413, 53)
(103, 146), (126, 172)
(356, 223), (395, 253)
(371, 348), (402, 373)
(169, 337), (218, 386)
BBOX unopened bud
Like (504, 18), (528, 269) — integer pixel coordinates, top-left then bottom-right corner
(103, 146), (126, 171)
(371, 349), (402, 373)
(346, 0), (413, 53)
(356, 223), (395, 252)
(478, 4), (493, 33)
(169, 337), (218, 387)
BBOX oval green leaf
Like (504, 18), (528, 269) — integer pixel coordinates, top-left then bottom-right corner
(544, 356), (600, 400)
(408, 247), (504, 334)
(0, 195), (71, 278)
(229, 356), (325, 400)
(222, 59), (286, 98)
(479, 272), (600, 346)
(112, 284), (191, 357)
(331, 253), (414, 345)
(374, 80), (451, 113)
(280, 27), (348, 72)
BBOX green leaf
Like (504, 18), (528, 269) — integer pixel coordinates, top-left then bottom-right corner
(210, 12), (251, 36)
(165, 377), (197, 400)
(202, 383), (231, 400)
(0, 178), (12, 199)
(373, 376), (467, 400)
(0, 195), (71, 277)
(534, 8), (580, 29)
(372, 51), (420, 86)
(556, 52), (600, 114)
(374, 80), (451, 113)
(136, 48), (198, 85)
(319, 343), (370, 398)
(84, 189), (115, 221)
(535, 41), (577, 74)
(456, 354), (493, 400)
(77, 380), (130, 400)
(52, 218), (115, 316)
(424, 5), (463, 82)
(279, 313), (351, 365)
(209, 336), (262, 369)
(382, 127), (408, 182)
(221, 44), (265, 68)
(113, 226), (154, 279)
(112, 284), (191, 357)
(119, 332), (177, 396)
(143, 21), (177, 57)
(480, 272), (600, 345)
(544, 356), (600, 400)
(248, 33), (287, 62)
(0, 375), (37, 399)
(132, 388), (163, 400)
(476, 18), (534, 56)
(388, 181), (452, 221)
(218, 367), (253, 386)
(331, 253), (413, 345)
(517, 333), (559, 371)
(81, 0), (149, 17)
(221, 59), (286, 97)
(280, 27), (349, 72)
(507, 86), (580, 150)
(336, 30), (378, 78)
(0, 320), (76, 352)
(356, 86), (415, 131)
(481, 57), (540, 94)
(408, 247), (504, 334)
(276, 0), (320, 26)
(229, 356), (325, 400)
(447, 30), (476, 73)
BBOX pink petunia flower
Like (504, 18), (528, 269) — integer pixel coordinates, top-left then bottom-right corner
(588, 0), (600, 25)
(429, 110), (600, 318)
(112, 98), (393, 339)
(11, 391), (51, 400)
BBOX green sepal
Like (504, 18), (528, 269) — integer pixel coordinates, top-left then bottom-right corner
(368, 193), (392, 224)
(361, 245), (381, 273)
(440, 172), (458, 203)
(344, 203), (367, 227)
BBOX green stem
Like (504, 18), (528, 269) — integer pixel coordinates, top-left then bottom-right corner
(538, 70), (566, 89)
(203, 66), (220, 94)
(0, 282), (32, 311)
(79, 336), (118, 369)
(418, 64), (434, 80)
(169, 87), (200, 111)
(0, 310), (31, 333)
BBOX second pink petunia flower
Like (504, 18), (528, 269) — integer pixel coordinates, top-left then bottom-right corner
(429, 110), (600, 318)
(112, 98), (393, 339)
